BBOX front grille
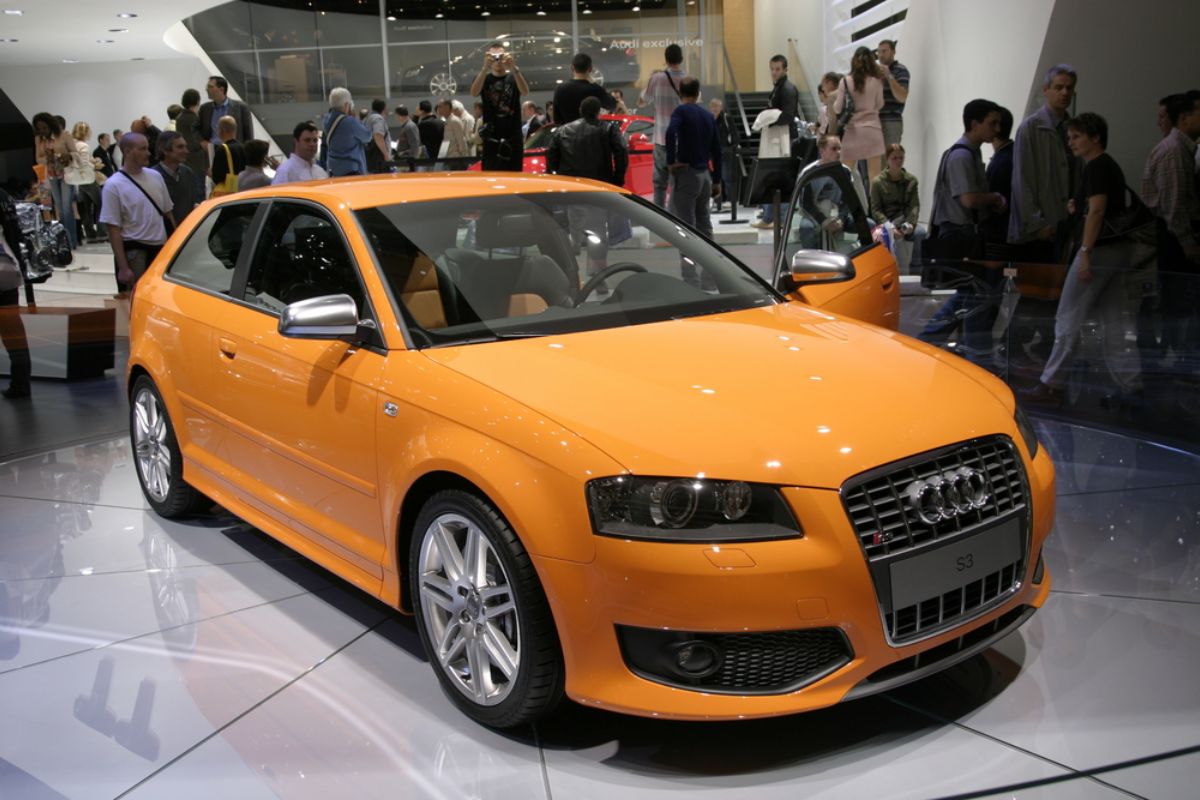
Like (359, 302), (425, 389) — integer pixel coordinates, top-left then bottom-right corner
(890, 560), (1022, 640)
(617, 625), (852, 694)
(709, 630), (851, 692)
(842, 437), (1027, 560)
(841, 437), (1030, 644)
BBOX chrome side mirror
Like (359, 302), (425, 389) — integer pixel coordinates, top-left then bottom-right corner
(787, 249), (856, 287)
(278, 294), (361, 339)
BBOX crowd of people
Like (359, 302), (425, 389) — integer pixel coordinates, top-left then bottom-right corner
(6, 39), (1199, 410)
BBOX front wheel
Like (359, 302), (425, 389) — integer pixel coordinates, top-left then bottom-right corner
(410, 489), (564, 728)
(130, 376), (208, 518)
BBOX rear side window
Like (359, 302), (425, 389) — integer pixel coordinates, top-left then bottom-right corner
(165, 203), (259, 294)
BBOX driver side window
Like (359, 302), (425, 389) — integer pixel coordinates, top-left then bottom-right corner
(242, 202), (367, 315)
(783, 163), (871, 268)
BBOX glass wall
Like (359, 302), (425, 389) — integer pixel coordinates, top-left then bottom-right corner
(185, 0), (728, 152)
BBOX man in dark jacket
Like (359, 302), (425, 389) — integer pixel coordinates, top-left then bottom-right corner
(547, 96), (628, 288)
(416, 100), (445, 170)
(551, 53), (617, 126)
(199, 76), (254, 147)
(754, 54), (801, 228)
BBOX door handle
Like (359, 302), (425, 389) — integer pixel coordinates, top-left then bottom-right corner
(218, 337), (238, 358)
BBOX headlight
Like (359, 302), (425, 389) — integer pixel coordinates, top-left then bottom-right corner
(1015, 405), (1039, 459)
(586, 476), (802, 543)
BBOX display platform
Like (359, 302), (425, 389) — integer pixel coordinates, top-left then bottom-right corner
(1, 419), (1197, 799)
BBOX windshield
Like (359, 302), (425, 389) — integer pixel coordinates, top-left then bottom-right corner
(524, 124), (556, 150)
(356, 191), (779, 348)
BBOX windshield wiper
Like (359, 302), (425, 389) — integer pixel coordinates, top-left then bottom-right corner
(427, 331), (548, 348)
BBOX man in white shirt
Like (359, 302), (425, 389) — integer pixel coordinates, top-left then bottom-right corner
(272, 122), (329, 185)
(100, 133), (175, 293)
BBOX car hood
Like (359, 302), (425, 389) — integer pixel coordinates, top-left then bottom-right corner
(422, 303), (1017, 488)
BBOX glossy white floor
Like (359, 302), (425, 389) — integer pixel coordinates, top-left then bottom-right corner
(1, 419), (1197, 799)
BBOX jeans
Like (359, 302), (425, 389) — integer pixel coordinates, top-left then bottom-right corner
(48, 177), (77, 249)
(653, 145), (670, 208)
(669, 167), (714, 288)
(566, 205), (609, 287)
(1041, 241), (1143, 392)
(894, 223), (927, 274)
(882, 117), (904, 148)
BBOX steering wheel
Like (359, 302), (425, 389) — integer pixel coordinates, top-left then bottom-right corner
(575, 262), (648, 305)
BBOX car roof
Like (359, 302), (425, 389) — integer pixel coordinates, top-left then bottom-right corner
(226, 172), (628, 210)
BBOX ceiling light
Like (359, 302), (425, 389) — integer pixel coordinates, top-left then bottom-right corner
(97, 39), (114, 44)
(3, 9), (23, 15)
(582, 8), (592, 14)
(435, 12), (443, 17)
(632, 5), (640, 10)
(63, 58), (79, 63)
(116, 12), (137, 18)
(131, 57), (144, 61)
(386, 14), (396, 20)
(481, 10), (489, 15)
(536, 9), (546, 14)
(109, 28), (129, 33)
(2, 37), (19, 42)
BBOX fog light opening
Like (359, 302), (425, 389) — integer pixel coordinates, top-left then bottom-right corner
(670, 640), (723, 679)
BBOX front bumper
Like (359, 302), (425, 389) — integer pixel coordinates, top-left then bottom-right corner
(533, 444), (1055, 720)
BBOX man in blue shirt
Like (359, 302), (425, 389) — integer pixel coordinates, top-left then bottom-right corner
(322, 87), (372, 177)
(666, 77), (722, 288)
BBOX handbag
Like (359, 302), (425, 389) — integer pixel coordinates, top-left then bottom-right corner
(1098, 184), (1158, 246)
(836, 77), (855, 131)
(211, 144), (239, 197)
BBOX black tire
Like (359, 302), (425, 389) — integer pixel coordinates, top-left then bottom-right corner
(129, 376), (208, 518)
(409, 489), (564, 728)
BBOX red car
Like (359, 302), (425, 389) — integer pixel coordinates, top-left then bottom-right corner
(470, 114), (655, 196)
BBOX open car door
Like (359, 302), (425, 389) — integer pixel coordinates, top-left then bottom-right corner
(772, 162), (899, 329)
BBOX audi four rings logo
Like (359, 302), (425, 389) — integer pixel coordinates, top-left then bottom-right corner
(904, 468), (991, 525)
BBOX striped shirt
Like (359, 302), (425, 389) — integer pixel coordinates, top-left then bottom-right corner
(1142, 127), (1200, 247)
(640, 68), (687, 147)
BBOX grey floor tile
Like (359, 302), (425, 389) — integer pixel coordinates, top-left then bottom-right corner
(1045, 484), (1200, 603)
(0, 439), (147, 510)
(0, 590), (385, 800)
(536, 695), (1087, 800)
(1098, 748), (1200, 800)
(123, 617), (548, 800)
(1035, 420), (1200, 497)
(890, 592), (1200, 772)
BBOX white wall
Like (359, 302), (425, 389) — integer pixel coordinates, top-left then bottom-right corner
(3, 58), (211, 149)
(1036, 0), (1200, 189)
(897, 0), (1056, 217)
(754, 0), (824, 97)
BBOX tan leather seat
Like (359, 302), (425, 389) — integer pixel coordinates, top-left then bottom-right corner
(400, 254), (447, 329)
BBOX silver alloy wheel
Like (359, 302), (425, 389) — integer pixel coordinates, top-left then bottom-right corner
(132, 387), (172, 503)
(430, 72), (458, 96)
(418, 512), (520, 706)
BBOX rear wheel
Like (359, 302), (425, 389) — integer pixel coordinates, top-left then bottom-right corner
(410, 489), (564, 728)
(130, 376), (208, 518)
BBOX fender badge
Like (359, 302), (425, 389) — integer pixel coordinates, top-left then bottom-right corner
(383, 402), (399, 417)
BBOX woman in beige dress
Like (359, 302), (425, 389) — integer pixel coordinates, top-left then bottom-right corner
(834, 46), (886, 181)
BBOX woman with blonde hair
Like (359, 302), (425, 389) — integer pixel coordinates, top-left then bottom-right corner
(32, 112), (78, 249)
(834, 46), (886, 181)
(66, 121), (103, 243)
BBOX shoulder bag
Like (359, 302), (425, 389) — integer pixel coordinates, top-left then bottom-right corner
(318, 113), (346, 170)
(1097, 184), (1158, 247)
(119, 170), (175, 234)
(836, 77), (856, 131)
(211, 144), (239, 197)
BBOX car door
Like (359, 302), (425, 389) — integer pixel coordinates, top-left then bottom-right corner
(155, 201), (263, 465)
(775, 162), (899, 329)
(210, 199), (388, 581)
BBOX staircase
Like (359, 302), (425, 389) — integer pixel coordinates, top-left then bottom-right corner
(725, 88), (820, 165)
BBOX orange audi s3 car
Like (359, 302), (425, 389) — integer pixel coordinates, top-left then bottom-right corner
(127, 171), (1053, 728)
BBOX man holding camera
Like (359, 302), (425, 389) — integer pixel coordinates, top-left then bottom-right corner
(471, 44), (529, 171)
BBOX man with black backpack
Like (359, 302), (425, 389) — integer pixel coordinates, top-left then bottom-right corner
(547, 96), (628, 289)
(918, 99), (1007, 354)
(638, 43), (687, 208)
